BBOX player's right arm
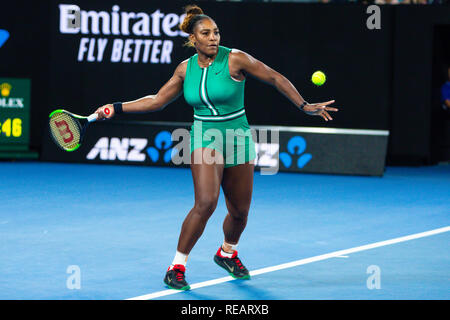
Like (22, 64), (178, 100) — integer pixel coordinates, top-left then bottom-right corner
(95, 60), (187, 119)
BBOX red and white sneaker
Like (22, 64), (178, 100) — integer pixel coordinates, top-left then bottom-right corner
(163, 264), (190, 290)
(213, 247), (250, 279)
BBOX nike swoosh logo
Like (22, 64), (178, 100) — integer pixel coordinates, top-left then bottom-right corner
(0, 30), (10, 48)
(167, 275), (172, 283)
(223, 261), (234, 273)
(215, 70), (222, 75)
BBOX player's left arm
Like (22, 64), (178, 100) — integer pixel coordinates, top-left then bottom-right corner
(229, 49), (338, 121)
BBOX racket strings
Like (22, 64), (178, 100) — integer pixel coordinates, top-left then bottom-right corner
(49, 112), (81, 150)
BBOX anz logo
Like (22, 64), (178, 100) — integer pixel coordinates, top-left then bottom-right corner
(279, 136), (312, 169)
(86, 132), (178, 163)
(0, 30), (9, 48)
(146, 131), (177, 163)
(86, 137), (147, 161)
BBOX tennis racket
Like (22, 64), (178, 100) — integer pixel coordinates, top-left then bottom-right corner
(48, 108), (110, 152)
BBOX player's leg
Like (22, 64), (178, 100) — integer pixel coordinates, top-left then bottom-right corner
(164, 148), (224, 290)
(178, 148), (225, 253)
(213, 160), (255, 279)
(222, 162), (254, 245)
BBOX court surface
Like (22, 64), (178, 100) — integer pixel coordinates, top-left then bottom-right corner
(0, 161), (449, 300)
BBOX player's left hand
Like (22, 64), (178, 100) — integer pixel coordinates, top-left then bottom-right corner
(302, 100), (338, 121)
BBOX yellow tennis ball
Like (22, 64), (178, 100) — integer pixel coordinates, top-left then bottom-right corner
(311, 71), (326, 86)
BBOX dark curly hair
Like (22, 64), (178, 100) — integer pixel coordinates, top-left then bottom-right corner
(179, 5), (213, 47)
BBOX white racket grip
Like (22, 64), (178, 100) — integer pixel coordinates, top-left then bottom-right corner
(87, 113), (98, 123)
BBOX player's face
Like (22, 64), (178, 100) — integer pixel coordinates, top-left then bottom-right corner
(191, 18), (220, 56)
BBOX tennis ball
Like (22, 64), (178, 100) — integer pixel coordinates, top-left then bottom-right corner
(311, 71), (326, 86)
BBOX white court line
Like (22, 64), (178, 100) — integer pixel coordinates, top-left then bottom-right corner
(126, 226), (450, 300)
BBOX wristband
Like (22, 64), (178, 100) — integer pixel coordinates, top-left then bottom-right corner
(299, 101), (308, 111)
(113, 102), (123, 114)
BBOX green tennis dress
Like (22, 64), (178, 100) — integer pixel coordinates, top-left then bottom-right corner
(183, 46), (256, 167)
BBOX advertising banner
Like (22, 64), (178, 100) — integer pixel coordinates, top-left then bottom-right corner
(41, 121), (388, 176)
(0, 78), (31, 151)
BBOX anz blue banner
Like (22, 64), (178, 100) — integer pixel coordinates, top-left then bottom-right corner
(41, 121), (389, 176)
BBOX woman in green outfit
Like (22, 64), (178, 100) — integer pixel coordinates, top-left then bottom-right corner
(95, 5), (338, 291)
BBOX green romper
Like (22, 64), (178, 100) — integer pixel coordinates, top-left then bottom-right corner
(183, 46), (256, 167)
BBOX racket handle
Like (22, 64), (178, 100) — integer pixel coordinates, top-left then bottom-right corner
(87, 113), (98, 122)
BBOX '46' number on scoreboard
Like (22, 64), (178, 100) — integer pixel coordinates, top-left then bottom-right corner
(0, 118), (22, 137)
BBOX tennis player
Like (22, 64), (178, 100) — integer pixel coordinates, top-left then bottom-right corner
(95, 5), (338, 291)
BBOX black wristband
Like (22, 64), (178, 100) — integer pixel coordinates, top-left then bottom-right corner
(299, 101), (308, 111)
(113, 102), (123, 114)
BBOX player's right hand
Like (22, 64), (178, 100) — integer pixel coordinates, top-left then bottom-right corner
(94, 104), (115, 120)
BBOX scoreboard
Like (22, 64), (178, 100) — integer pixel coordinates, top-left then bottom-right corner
(0, 78), (34, 156)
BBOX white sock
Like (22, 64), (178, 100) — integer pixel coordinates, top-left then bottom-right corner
(170, 251), (188, 269)
(220, 249), (233, 258)
(221, 241), (238, 258)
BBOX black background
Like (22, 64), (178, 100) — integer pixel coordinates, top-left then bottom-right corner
(0, 1), (449, 165)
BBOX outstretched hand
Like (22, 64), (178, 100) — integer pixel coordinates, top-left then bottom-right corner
(302, 100), (338, 121)
(94, 104), (115, 120)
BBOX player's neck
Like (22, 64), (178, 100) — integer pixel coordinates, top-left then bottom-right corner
(197, 52), (217, 68)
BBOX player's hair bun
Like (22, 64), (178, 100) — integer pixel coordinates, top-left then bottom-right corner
(186, 4), (204, 16)
(179, 5), (206, 34)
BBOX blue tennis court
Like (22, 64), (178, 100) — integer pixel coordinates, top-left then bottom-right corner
(0, 161), (448, 300)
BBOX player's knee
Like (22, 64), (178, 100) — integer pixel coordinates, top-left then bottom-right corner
(229, 206), (249, 221)
(195, 194), (219, 216)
